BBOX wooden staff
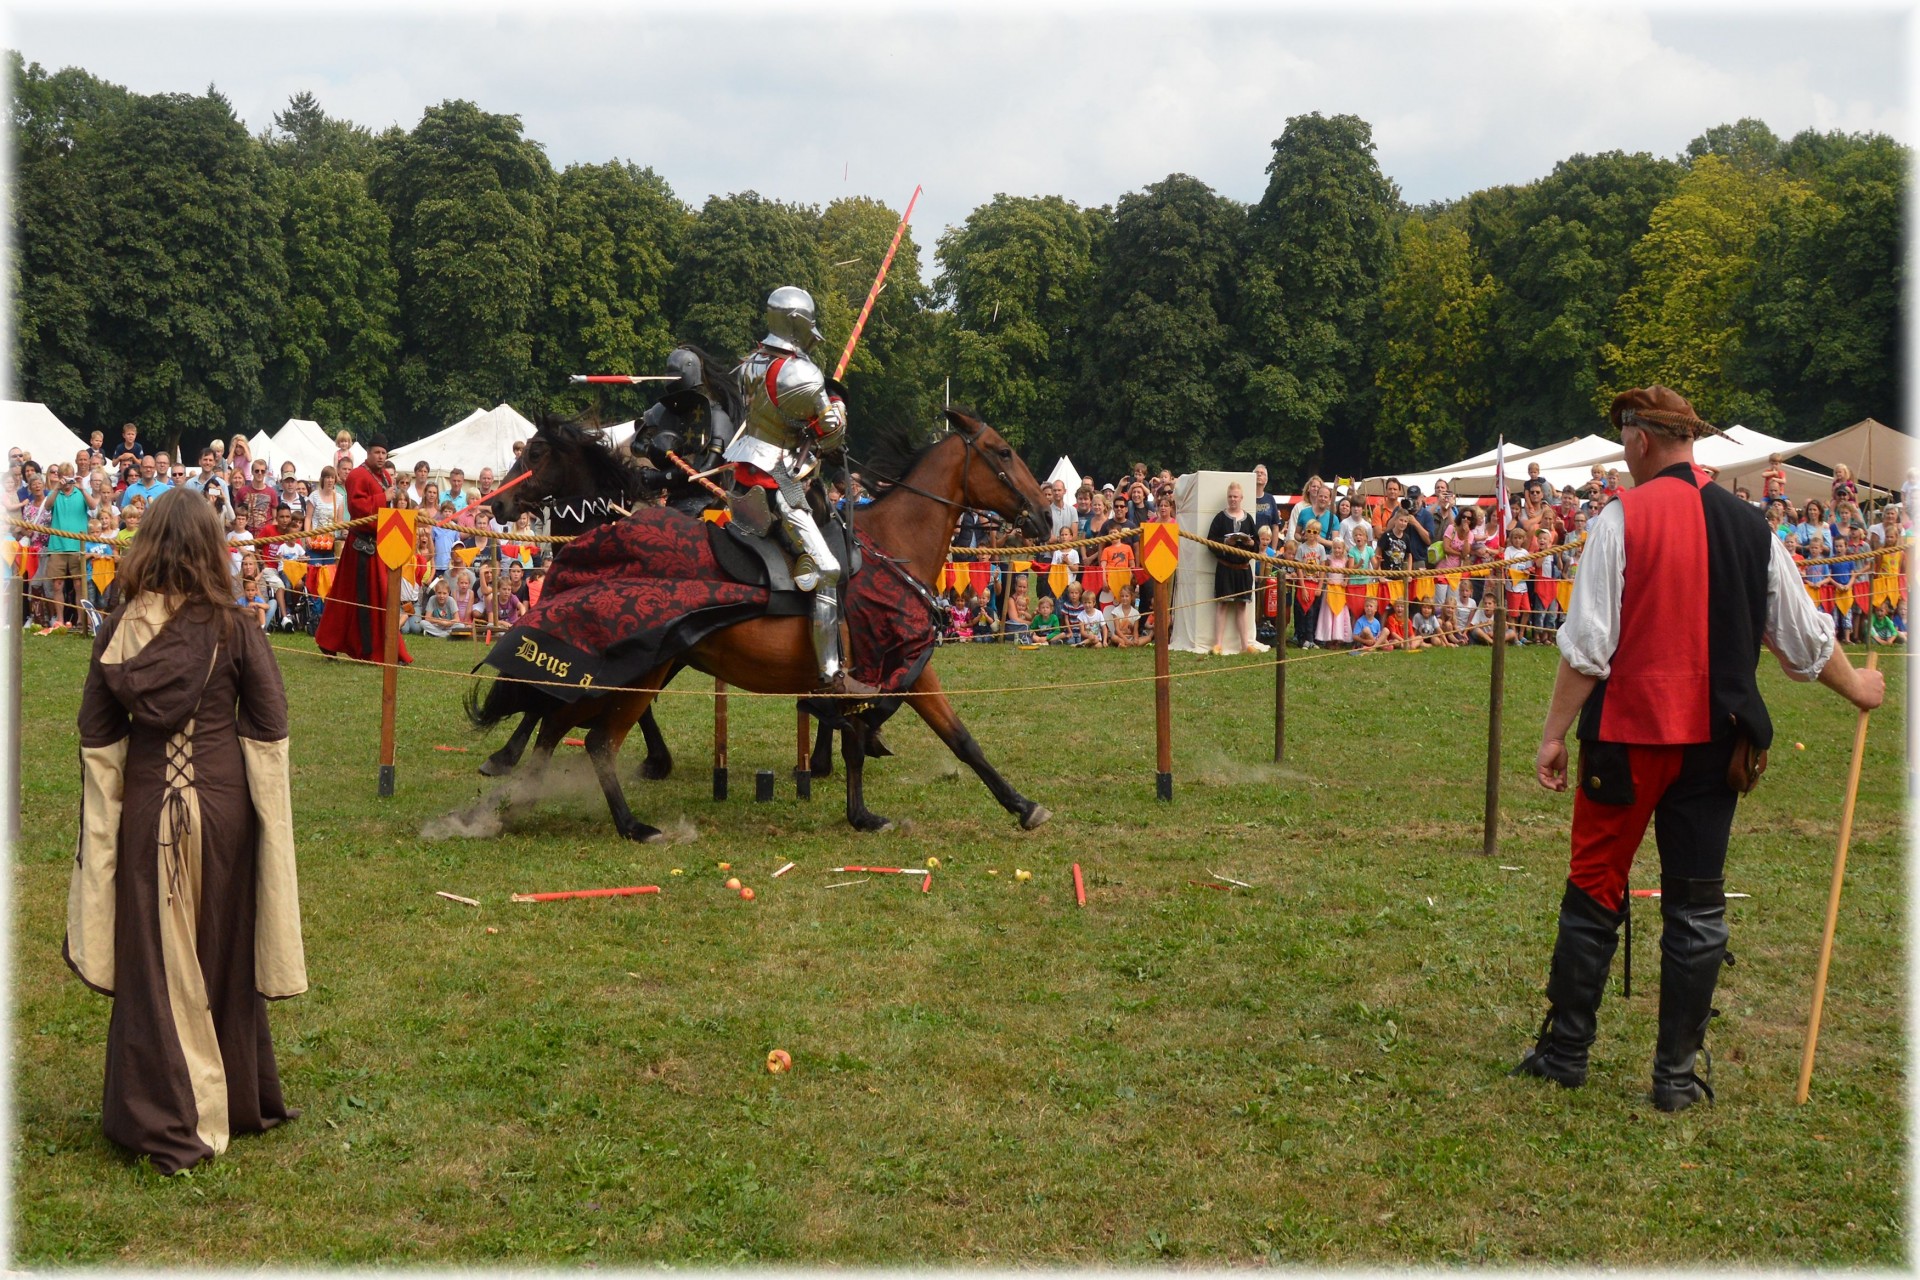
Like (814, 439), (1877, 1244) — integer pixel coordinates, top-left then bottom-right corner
(1273, 566), (1288, 765)
(1796, 647), (1881, 1104)
(1481, 574), (1507, 857)
(378, 559), (401, 797)
(712, 677), (729, 801)
(794, 706), (812, 800)
(1154, 564), (1174, 801)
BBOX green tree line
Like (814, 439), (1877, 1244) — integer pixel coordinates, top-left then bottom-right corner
(10, 54), (1904, 483)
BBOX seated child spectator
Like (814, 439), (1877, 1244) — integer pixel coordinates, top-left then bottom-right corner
(1003, 573), (1032, 640)
(1032, 595), (1065, 644)
(493, 583), (525, 629)
(950, 592), (975, 642)
(1062, 582), (1106, 647)
(237, 551), (274, 631)
(1351, 597), (1386, 651)
(1105, 583), (1145, 648)
(1410, 600), (1443, 650)
(420, 578), (461, 639)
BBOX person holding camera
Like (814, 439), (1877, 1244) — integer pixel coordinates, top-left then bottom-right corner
(1208, 481), (1264, 654)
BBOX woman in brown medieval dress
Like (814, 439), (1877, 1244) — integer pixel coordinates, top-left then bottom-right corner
(64, 487), (307, 1174)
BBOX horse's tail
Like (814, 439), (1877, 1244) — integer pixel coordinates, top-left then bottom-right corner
(466, 667), (557, 732)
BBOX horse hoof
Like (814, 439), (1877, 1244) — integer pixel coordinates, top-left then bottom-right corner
(851, 814), (893, 834)
(477, 756), (513, 778)
(1019, 804), (1052, 830)
(639, 758), (672, 781)
(620, 825), (666, 844)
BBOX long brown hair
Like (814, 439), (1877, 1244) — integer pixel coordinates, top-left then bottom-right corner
(117, 487), (242, 635)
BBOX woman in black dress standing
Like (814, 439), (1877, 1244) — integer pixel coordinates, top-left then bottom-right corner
(1207, 481), (1264, 654)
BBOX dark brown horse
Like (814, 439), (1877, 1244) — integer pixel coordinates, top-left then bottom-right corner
(472, 408), (1053, 839)
(479, 413), (871, 783)
(477, 417), (675, 780)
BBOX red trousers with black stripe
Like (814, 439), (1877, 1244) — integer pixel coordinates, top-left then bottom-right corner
(1569, 738), (1739, 913)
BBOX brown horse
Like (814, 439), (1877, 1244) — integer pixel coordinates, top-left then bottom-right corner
(472, 408), (1053, 839)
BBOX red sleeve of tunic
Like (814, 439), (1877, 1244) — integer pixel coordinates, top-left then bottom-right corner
(343, 465), (385, 521)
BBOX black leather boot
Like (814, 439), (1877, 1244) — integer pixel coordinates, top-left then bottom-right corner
(1513, 881), (1623, 1087)
(1652, 876), (1727, 1113)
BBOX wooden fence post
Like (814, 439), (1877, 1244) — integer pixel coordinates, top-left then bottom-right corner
(378, 559), (401, 797)
(795, 706), (812, 800)
(1272, 566), (1288, 765)
(1155, 565), (1174, 801)
(712, 678), (729, 801)
(1481, 574), (1507, 857)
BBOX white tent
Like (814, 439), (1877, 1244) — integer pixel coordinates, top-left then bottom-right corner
(1045, 456), (1081, 492)
(270, 419), (364, 479)
(390, 403), (538, 477)
(1359, 440), (1535, 497)
(1168, 469), (1259, 655)
(2, 401), (88, 465)
(1443, 436), (1625, 497)
(1797, 418), (1912, 493)
(245, 430), (276, 470)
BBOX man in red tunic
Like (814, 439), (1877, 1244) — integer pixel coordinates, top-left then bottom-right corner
(315, 435), (411, 665)
(1514, 386), (1883, 1111)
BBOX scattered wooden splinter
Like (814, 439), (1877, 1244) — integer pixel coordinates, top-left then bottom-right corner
(772, 861), (797, 878)
(824, 878), (870, 889)
(435, 891), (480, 907)
(511, 885), (661, 903)
(1208, 870), (1253, 889)
(1628, 890), (1751, 901)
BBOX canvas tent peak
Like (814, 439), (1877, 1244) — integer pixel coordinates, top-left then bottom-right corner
(2, 401), (88, 465)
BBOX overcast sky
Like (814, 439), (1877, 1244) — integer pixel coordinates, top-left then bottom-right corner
(9, 2), (1910, 279)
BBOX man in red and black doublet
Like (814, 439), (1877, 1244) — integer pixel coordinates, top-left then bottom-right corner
(1516, 386), (1883, 1112)
(315, 436), (411, 665)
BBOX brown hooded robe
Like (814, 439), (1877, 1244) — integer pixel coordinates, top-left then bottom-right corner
(65, 593), (307, 1174)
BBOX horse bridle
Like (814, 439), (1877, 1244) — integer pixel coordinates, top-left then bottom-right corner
(854, 430), (1037, 533)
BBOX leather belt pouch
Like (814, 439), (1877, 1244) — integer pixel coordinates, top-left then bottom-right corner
(1726, 734), (1768, 795)
(1579, 740), (1635, 806)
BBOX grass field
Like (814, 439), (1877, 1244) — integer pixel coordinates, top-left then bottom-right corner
(9, 631), (1908, 1265)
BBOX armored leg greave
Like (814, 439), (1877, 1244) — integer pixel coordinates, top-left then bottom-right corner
(1513, 880), (1623, 1088)
(1652, 876), (1727, 1112)
(769, 484), (845, 685)
(773, 485), (839, 594)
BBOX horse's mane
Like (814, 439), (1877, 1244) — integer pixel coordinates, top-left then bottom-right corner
(532, 412), (650, 489)
(859, 408), (989, 494)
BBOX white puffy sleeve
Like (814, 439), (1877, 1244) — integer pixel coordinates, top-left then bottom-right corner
(1555, 504), (1624, 678)
(1764, 534), (1837, 681)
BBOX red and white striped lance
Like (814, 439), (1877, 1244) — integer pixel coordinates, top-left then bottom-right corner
(833, 185), (921, 382)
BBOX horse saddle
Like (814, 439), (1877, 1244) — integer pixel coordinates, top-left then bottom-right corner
(710, 488), (861, 596)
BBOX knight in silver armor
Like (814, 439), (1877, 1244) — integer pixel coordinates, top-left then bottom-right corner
(724, 286), (866, 694)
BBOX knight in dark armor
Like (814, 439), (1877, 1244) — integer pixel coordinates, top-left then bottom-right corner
(635, 345), (741, 517)
(724, 287), (871, 697)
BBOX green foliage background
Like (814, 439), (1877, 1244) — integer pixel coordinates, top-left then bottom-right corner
(10, 53), (1907, 479)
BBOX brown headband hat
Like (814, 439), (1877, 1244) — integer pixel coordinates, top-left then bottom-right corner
(1608, 385), (1724, 440)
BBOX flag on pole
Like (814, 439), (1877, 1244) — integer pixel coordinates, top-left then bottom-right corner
(1489, 437), (1507, 552)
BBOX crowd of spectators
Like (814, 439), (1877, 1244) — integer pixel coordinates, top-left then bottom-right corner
(11, 428), (1906, 653)
(5, 424), (551, 641)
(933, 458), (1911, 653)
